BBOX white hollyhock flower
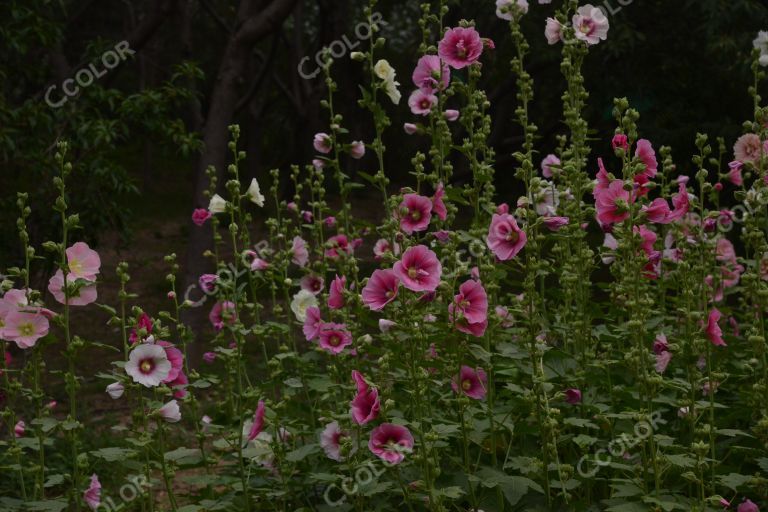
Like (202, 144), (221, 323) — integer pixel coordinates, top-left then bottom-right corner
(106, 382), (124, 399)
(754, 31), (768, 66)
(208, 194), (227, 214)
(290, 289), (318, 322)
(246, 178), (265, 207)
(125, 344), (171, 387)
(157, 400), (181, 423)
(374, 60), (401, 105)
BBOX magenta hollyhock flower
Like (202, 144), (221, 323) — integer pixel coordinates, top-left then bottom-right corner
(612, 134), (629, 151)
(320, 421), (348, 461)
(325, 234), (353, 259)
(318, 323), (352, 354)
(451, 365), (488, 400)
(727, 161), (744, 186)
(595, 180), (631, 225)
(543, 216), (569, 231)
(199, 274), (218, 293)
(350, 141), (365, 159)
(642, 198), (672, 224)
(412, 54), (450, 92)
(541, 154), (560, 178)
(313, 132), (332, 154)
(301, 210), (314, 223)
(666, 182), (690, 222)
(368, 423), (414, 465)
(66, 242), (101, 281)
(300, 274), (325, 295)
(157, 341), (184, 384)
(398, 193), (433, 234)
(203, 352), (216, 364)
(125, 343), (171, 387)
(486, 213), (527, 261)
(572, 4), (609, 45)
(292, 236), (309, 267)
(128, 312), (153, 345)
(734, 133), (764, 163)
(14, 420), (25, 438)
(158, 400), (181, 423)
(407, 89), (438, 116)
(564, 388), (582, 404)
(655, 351), (672, 374)
(450, 279), (488, 325)
(328, 275), (347, 310)
(393, 245), (442, 292)
(737, 499), (760, 512)
(544, 17), (563, 45)
(3, 311), (49, 349)
(303, 306), (322, 341)
(209, 301), (237, 331)
(83, 474), (101, 510)
(432, 183), (447, 221)
(350, 370), (380, 425)
(48, 270), (98, 306)
(634, 139), (658, 192)
(706, 308), (726, 347)
(246, 400), (266, 443)
(324, 216), (337, 227)
(362, 269), (400, 311)
(438, 27), (484, 69)
(192, 208), (212, 226)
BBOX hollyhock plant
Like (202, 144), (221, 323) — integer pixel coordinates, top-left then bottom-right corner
(373, 238), (399, 260)
(208, 193), (227, 214)
(327, 275), (346, 310)
(393, 245), (442, 292)
(411, 54), (450, 93)
(83, 474), (101, 511)
(572, 4), (609, 45)
(246, 400), (266, 443)
(542, 216), (569, 231)
(438, 27), (484, 69)
(349, 141), (365, 159)
(125, 343), (171, 387)
(727, 161), (744, 186)
(320, 421), (348, 462)
(444, 109), (460, 121)
(738, 500), (760, 512)
(368, 423), (414, 465)
(595, 180), (631, 225)
(350, 370), (380, 425)
(65, 242), (101, 280)
(362, 269), (400, 311)
(318, 323), (352, 354)
(486, 213), (527, 260)
(451, 365), (488, 400)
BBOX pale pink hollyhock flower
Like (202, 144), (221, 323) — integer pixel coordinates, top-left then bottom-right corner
(398, 193), (433, 234)
(350, 370), (380, 425)
(83, 474), (101, 510)
(403, 123), (418, 135)
(601, 233), (618, 264)
(564, 388), (582, 404)
(126, 343), (171, 387)
(496, 0), (528, 21)
(544, 17), (563, 45)
(705, 308), (726, 347)
(192, 208), (212, 226)
(378, 319), (396, 333)
(300, 274), (325, 295)
(318, 323), (352, 354)
(203, 352), (216, 364)
(727, 161), (744, 186)
(291, 236), (309, 267)
(325, 234), (353, 259)
(313, 132), (332, 154)
(368, 423), (414, 464)
(0, 289), (29, 327)
(199, 273), (218, 293)
(201, 415), (212, 432)
(486, 213), (527, 260)
(595, 180), (630, 225)
(408, 89), (438, 116)
(158, 400), (181, 423)
(495, 305), (514, 328)
(655, 351), (672, 374)
(350, 141), (365, 159)
(720, 499), (732, 508)
(393, 245), (442, 292)
(14, 420), (25, 437)
(106, 382), (124, 399)
(209, 301), (237, 331)
(66, 242), (101, 281)
(734, 133), (764, 164)
(432, 183), (447, 221)
(444, 109), (460, 121)
(3, 311), (49, 349)
(612, 134), (629, 151)
(320, 421), (348, 461)
(653, 333), (669, 355)
(312, 159), (325, 170)
(328, 275), (347, 310)
(362, 269), (400, 311)
(287, 201), (298, 212)
(737, 499), (760, 512)
(451, 365), (488, 400)
(246, 400), (266, 443)
(303, 306), (323, 341)
(470, 266), (480, 281)
(572, 4), (609, 45)
(250, 257), (269, 271)
(411, 54), (450, 93)
(541, 154), (560, 178)
(543, 216), (569, 231)
(48, 270), (98, 306)
(438, 27), (483, 69)
(373, 238), (400, 260)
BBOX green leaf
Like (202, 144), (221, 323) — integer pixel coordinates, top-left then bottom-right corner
(285, 443), (319, 462)
(718, 473), (752, 491)
(25, 500), (68, 511)
(165, 447), (203, 465)
(90, 447), (137, 462)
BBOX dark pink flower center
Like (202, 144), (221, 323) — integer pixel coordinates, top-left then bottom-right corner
(462, 379), (472, 391)
(139, 359), (154, 374)
(328, 334), (340, 347)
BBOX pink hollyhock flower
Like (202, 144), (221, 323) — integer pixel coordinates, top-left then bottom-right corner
(572, 4), (609, 45)
(324, 216), (337, 227)
(433, 230), (451, 243)
(642, 198), (672, 224)
(595, 158), (612, 194)
(362, 269), (400, 311)
(636, 225), (657, 257)
(705, 308), (726, 346)
(292, 236), (309, 267)
(125, 344), (171, 387)
(318, 323), (352, 354)
(495, 305), (514, 328)
(83, 474), (101, 510)
(653, 333), (669, 355)
(451, 365), (488, 400)
(727, 161), (744, 186)
(373, 238), (400, 260)
(157, 341), (184, 384)
(247, 400), (266, 443)
(612, 134), (629, 151)
(666, 182), (690, 222)
(66, 242), (101, 281)
(432, 183), (447, 221)
(496, 203), (510, 214)
(634, 139), (658, 191)
(313, 132), (332, 154)
(496, 0), (528, 21)
(199, 274), (218, 293)
(302, 210), (314, 223)
(157, 400), (181, 423)
(412, 54), (450, 93)
(564, 388), (582, 404)
(203, 352), (216, 364)
(595, 180), (630, 225)
(398, 194), (433, 234)
(106, 382), (124, 399)
(655, 351), (672, 374)
(3, 311), (49, 349)
(486, 213), (527, 260)
(408, 89), (438, 116)
(325, 234), (353, 259)
(737, 499), (760, 512)
(730, 316), (740, 337)
(541, 154), (560, 178)
(320, 421), (348, 462)
(393, 245), (442, 292)
(403, 123), (418, 135)
(14, 420), (25, 437)
(544, 17), (563, 45)
(438, 27), (484, 69)
(379, 319), (396, 333)
(350, 141), (365, 159)
(192, 208), (212, 226)
(209, 301), (237, 331)
(350, 370), (380, 425)
(444, 109), (460, 121)
(450, 279), (488, 325)
(300, 274), (325, 295)
(48, 270), (98, 306)
(543, 216), (569, 231)
(734, 133), (764, 163)
(328, 275), (347, 310)
(312, 158), (325, 170)
(368, 423), (414, 465)
(303, 306), (322, 341)
(128, 312), (153, 344)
